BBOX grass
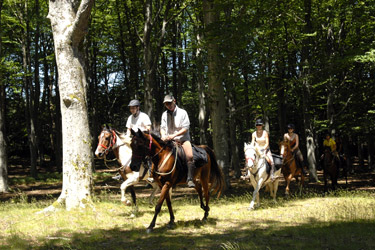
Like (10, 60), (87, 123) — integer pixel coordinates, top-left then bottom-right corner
(1, 188), (375, 250)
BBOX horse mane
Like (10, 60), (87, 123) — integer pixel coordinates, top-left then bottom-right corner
(110, 128), (131, 145)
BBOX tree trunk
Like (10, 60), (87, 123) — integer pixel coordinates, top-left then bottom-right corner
(301, 0), (319, 181)
(0, 0), (8, 193)
(203, 0), (230, 188)
(42, 0), (95, 211)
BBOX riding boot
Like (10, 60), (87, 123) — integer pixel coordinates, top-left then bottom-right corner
(187, 161), (195, 188)
(270, 164), (276, 181)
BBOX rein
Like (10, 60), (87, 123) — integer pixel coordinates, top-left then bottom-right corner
(153, 142), (179, 176)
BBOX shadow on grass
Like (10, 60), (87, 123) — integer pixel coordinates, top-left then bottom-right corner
(2, 219), (374, 250)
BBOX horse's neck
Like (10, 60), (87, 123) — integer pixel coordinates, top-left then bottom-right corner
(115, 137), (132, 166)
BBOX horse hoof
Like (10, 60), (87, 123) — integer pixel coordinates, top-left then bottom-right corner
(247, 207), (254, 211)
(167, 222), (176, 229)
(146, 228), (153, 234)
(130, 213), (136, 218)
(122, 200), (132, 206)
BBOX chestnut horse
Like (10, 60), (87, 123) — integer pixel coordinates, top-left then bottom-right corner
(279, 140), (305, 196)
(130, 129), (225, 233)
(322, 146), (339, 192)
(244, 143), (282, 210)
(95, 125), (160, 216)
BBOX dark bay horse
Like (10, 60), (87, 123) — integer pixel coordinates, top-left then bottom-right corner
(322, 147), (340, 192)
(280, 140), (305, 196)
(130, 129), (225, 233)
(95, 125), (160, 216)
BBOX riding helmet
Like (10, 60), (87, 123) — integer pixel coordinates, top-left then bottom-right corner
(128, 99), (140, 107)
(255, 118), (264, 126)
(287, 123), (295, 129)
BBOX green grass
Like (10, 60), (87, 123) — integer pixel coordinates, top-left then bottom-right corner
(1, 189), (375, 249)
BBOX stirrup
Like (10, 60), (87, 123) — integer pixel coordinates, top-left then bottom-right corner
(147, 177), (154, 183)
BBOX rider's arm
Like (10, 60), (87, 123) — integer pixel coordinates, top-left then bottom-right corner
(263, 131), (270, 150)
(250, 132), (256, 147)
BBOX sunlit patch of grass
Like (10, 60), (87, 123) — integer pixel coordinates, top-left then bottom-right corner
(0, 190), (374, 249)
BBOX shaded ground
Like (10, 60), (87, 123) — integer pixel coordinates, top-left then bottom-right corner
(1, 158), (374, 202)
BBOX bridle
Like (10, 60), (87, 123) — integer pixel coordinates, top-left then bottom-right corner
(98, 129), (117, 155)
(132, 134), (178, 176)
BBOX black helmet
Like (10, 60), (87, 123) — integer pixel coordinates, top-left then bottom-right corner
(255, 118), (264, 126)
(128, 99), (140, 107)
(287, 123), (295, 129)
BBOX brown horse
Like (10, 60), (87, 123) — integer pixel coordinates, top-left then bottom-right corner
(130, 129), (225, 233)
(279, 140), (305, 196)
(322, 146), (339, 192)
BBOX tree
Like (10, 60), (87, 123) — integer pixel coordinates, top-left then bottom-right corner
(42, 0), (94, 211)
(203, 0), (230, 187)
(0, 0), (9, 193)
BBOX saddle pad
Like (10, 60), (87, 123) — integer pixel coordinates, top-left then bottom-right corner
(192, 144), (208, 168)
(272, 154), (283, 167)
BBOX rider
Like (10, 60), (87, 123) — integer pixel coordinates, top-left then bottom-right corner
(113, 99), (152, 181)
(323, 132), (340, 164)
(283, 124), (308, 175)
(160, 94), (195, 188)
(126, 99), (152, 135)
(250, 118), (276, 181)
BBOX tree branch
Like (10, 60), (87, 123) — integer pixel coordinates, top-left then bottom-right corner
(71, 0), (94, 46)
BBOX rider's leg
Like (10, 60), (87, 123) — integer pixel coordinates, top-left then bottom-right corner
(266, 149), (276, 181)
(182, 141), (195, 188)
(296, 149), (308, 175)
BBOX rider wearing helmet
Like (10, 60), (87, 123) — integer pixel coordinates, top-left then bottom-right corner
(160, 94), (195, 188)
(283, 124), (308, 175)
(250, 118), (276, 181)
(126, 99), (151, 135)
(113, 99), (152, 181)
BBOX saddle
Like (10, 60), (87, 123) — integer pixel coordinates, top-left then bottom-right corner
(176, 143), (208, 168)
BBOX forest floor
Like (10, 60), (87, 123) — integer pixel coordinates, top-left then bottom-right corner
(1, 158), (374, 202)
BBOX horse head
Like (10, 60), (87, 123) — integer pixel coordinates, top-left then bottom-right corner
(95, 125), (116, 158)
(279, 139), (291, 158)
(244, 143), (263, 170)
(130, 129), (153, 170)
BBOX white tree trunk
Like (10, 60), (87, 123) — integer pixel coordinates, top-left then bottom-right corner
(42, 0), (94, 211)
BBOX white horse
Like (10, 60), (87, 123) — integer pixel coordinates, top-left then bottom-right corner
(95, 126), (160, 216)
(244, 143), (282, 210)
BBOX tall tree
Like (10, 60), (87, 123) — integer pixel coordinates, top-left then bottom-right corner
(42, 0), (94, 211)
(203, 0), (230, 187)
(0, 0), (8, 193)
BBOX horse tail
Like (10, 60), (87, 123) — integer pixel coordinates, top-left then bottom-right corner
(202, 145), (225, 198)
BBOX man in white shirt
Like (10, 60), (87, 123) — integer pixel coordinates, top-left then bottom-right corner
(113, 99), (152, 181)
(160, 95), (195, 188)
(126, 99), (151, 134)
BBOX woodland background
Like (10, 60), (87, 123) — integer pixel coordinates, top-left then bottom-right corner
(0, 0), (374, 191)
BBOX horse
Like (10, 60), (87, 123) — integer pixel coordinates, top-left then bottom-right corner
(322, 146), (340, 192)
(279, 140), (305, 196)
(130, 129), (225, 233)
(94, 125), (160, 216)
(244, 143), (282, 210)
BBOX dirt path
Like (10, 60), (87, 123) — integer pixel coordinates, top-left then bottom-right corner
(1, 163), (374, 202)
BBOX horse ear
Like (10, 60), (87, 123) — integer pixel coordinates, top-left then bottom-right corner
(130, 128), (137, 136)
(137, 129), (144, 138)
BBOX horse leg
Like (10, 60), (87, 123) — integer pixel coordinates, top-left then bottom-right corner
(147, 182), (170, 233)
(148, 182), (160, 206)
(285, 174), (292, 197)
(249, 178), (263, 210)
(164, 183), (175, 228)
(129, 186), (138, 217)
(323, 169), (328, 193)
(198, 176), (211, 221)
(120, 172), (140, 215)
(299, 172), (305, 195)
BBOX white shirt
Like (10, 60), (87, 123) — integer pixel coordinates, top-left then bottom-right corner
(161, 105), (190, 142)
(126, 111), (151, 132)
